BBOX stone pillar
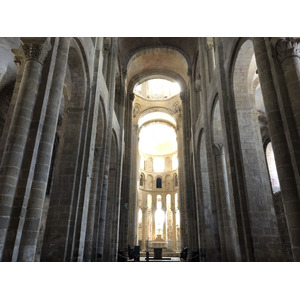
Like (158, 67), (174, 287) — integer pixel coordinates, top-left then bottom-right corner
(110, 145), (124, 262)
(163, 210), (167, 241)
(207, 40), (216, 80)
(0, 38), (51, 261)
(189, 71), (199, 126)
(199, 38), (223, 261)
(118, 91), (131, 255)
(179, 91), (199, 257)
(152, 198), (156, 240)
(212, 143), (227, 260)
(253, 38), (300, 261)
(97, 39), (118, 260)
(172, 208), (177, 250)
(213, 143), (240, 261)
(176, 111), (187, 248)
(127, 123), (138, 246)
(162, 196), (167, 240)
(141, 207), (147, 250)
(16, 38), (70, 262)
(83, 37), (105, 263)
(275, 38), (300, 138)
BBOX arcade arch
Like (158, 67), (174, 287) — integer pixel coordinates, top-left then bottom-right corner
(133, 77), (182, 253)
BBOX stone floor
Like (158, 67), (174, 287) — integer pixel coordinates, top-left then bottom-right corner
(139, 257), (181, 262)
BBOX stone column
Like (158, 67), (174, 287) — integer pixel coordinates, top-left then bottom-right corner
(253, 37), (300, 261)
(212, 143), (227, 260)
(0, 38), (51, 261)
(179, 91), (199, 257)
(275, 38), (300, 138)
(162, 196), (167, 240)
(207, 40), (216, 80)
(83, 37), (105, 263)
(110, 143), (124, 262)
(172, 208), (177, 250)
(152, 197), (156, 240)
(213, 142), (240, 261)
(97, 39), (118, 260)
(163, 211), (167, 241)
(118, 91), (131, 255)
(176, 108), (187, 248)
(141, 207), (147, 250)
(198, 38), (223, 261)
(16, 38), (70, 262)
(127, 123), (138, 246)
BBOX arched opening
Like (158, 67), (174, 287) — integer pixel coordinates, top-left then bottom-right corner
(155, 195), (164, 239)
(134, 78), (180, 100)
(134, 77), (181, 253)
(140, 173), (145, 186)
(232, 39), (283, 261)
(42, 39), (88, 262)
(156, 176), (162, 188)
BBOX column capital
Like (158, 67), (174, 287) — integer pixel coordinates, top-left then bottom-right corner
(275, 38), (300, 63)
(212, 143), (223, 156)
(21, 38), (51, 65)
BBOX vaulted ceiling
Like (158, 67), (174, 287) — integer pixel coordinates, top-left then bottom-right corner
(118, 37), (198, 67)
(118, 38), (198, 90)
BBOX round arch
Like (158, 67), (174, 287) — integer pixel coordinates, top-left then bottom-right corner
(128, 71), (187, 96)
(230, 37), (283, 262)
(126, 46), (189, 96)
(136, 106), (179, 127)
(42, 37), (89, 262)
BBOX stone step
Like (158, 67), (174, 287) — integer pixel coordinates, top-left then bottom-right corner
(140, 250), (180, 257)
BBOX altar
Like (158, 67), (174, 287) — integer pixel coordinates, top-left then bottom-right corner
(154, 247), (163, 259)
(148, 242), (168, 259)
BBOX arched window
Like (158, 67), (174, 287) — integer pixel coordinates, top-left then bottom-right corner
(174, 173), (178, 187)
(156, 177), (162, 188)
(139, 173), (144, 186)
